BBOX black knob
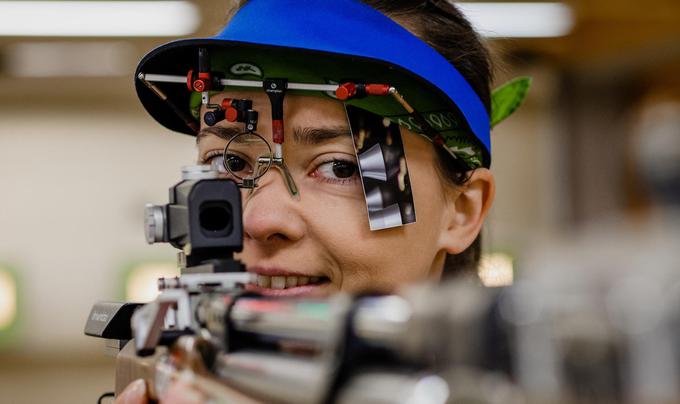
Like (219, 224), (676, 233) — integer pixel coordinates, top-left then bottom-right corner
(204, 109), (225, 126)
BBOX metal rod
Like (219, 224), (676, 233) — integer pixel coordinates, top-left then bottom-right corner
(389, 88), (415, 114)
(139, 76), (200, 134)
(139, 73), (186, 84)
(221, 79), (262, 88)
(287, 82), (339, 92)
(139, 73), (339, 93)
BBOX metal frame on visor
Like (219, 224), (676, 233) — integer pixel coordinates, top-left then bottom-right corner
(137, 49), (468, 230)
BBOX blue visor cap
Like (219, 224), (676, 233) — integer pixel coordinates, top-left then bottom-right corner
(135, 0), (491, 168)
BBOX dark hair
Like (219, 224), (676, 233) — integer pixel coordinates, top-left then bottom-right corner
(227, 0), (492, 278)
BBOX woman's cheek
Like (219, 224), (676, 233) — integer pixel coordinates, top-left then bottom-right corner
(305, 200), (375, 288)
(332, 229), (422, 293)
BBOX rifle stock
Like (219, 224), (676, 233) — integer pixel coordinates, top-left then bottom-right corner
(116, 337), (263, 403)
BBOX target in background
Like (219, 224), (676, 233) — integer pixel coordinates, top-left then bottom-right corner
(0, 264), (19, 346)
(478, 252), (514, 287)
(122, 261), (178, 303)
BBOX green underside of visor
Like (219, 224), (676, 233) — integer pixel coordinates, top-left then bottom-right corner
(186, 46), (485, 168)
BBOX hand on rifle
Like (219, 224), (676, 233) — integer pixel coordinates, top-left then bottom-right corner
(115, 379), (206, 404)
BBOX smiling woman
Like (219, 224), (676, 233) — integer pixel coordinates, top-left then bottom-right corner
(135, 0), (497, 286)
(117, 0), (499, 402)
(112, 3), (502, 403)
(193, 90), (488, 296)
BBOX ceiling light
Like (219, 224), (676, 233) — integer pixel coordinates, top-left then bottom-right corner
(0, 1), (200, 37)
(457, 2), (575, 38)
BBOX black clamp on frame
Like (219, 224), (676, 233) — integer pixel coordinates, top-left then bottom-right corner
(204, 98), (258, 132)
(263, 78), (288, 144)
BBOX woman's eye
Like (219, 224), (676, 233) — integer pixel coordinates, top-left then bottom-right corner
(226, 155), (248, 172)
(316, 160), (359, 181)
(207, 153), (250, 175)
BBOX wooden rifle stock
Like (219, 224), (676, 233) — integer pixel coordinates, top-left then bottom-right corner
(115, 338), (262, 403)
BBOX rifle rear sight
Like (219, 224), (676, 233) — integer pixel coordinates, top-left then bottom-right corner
(144, 165), (244, 273)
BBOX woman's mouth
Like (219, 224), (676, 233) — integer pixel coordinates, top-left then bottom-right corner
(245, 272), (331, 297)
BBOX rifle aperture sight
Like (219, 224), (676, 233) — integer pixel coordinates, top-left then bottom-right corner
(144, 165), (243, 270)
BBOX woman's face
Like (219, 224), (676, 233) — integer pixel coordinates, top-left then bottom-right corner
(197, 90), (459, 297)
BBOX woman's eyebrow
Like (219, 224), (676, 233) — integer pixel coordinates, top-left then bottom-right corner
(196, 126), (242, 144)
(197, 125), (351, 145)
(293, 126), (352, 145)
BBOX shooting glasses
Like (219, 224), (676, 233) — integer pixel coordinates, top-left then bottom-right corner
(140, 69), (421, 230)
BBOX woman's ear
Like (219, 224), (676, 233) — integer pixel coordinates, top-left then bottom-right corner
(438, 168), (495, 254)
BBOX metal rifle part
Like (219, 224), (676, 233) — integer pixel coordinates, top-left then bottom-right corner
(144, 166), (243, 269)
(84, 302), (143, 356)
(145, 204), (166, 244)
(132, 297), (177, 357)
(158, 272), (255, 293)
(85, 302), (142, 339)
(179, 282), (497, 403)
(335, 372), (452, 404)
(88, 251), (680, 403)
(181, 165), (219, 181)
(215, 351), (332, 403)
(214, 350), (452, 404)
(115, 336), (262, 403)
(144, 165), (217, 245)
(183, 285), (493, 403)
(132, 272), (254, 357)
(200, 295), (350, 353)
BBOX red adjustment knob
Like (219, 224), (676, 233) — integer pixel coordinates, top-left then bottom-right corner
(335, 82), (357, 101)
(192, 72), (212, 92)
(365, 84), (391, 96)
(218, 99), (239, 122)
(192, 79), (208, 92)
(225, 107), (239, 122)
(220, 99), (234, 109)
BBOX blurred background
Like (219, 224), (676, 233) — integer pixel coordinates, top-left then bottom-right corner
(0, 0), (678, 402)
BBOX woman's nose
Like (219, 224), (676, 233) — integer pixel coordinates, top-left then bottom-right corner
(241, 169), (306, 243)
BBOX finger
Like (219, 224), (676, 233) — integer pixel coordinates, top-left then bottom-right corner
(161, 381), (207, 404)
(114, 379), (148, 404)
